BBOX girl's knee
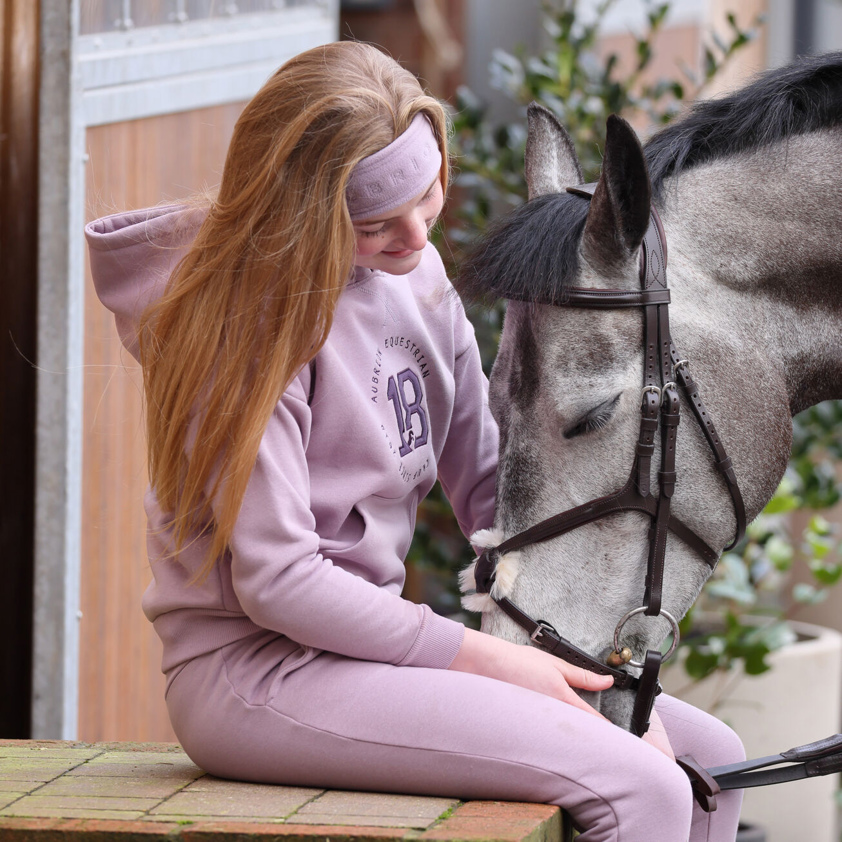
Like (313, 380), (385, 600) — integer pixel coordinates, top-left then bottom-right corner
(581, 754), (693, 842)
(691, 715), (746, 769)
(714, 719), (746, 764)
(650, 750), (695, 808)
(658, 696), (746, 767)
(641, 755), (695, 839)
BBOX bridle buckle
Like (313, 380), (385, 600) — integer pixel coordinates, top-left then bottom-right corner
(643, 383), (678, 407)
(530, 619), (558, 645)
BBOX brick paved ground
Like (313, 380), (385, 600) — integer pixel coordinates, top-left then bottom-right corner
(0, 741), (566, 842)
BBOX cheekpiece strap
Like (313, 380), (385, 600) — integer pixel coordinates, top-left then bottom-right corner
(628, 649), (662, 737)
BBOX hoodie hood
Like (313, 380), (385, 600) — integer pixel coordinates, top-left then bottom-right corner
(85, 204), (204, 360)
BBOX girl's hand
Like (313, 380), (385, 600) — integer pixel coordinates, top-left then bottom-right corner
(642, 709), (675, 760)
(449, 627), (613, 718)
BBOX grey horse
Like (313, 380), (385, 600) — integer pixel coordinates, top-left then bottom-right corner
(457, 52), (842, 730)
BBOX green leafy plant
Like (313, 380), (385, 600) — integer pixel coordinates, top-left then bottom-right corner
(678, 406), (842, 683)
(445, 1), (760, 254)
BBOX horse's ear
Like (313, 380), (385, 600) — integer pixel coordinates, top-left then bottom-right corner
(582, 115), (651, 273)
(525, 103), (584, 199)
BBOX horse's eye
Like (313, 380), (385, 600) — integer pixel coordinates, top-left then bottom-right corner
(563, 394), (621, 439)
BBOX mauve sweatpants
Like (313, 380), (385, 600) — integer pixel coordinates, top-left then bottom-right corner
(165, 634), (744, 842)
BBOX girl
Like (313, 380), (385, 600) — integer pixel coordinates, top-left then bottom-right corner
(85, 41), (744, 842)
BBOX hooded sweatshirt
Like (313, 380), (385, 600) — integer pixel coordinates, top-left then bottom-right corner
(85, 204), (498, 681)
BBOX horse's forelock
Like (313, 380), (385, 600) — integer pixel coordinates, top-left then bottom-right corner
(456, 192), (589, 305)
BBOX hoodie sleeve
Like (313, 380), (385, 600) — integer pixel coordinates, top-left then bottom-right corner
(226, 376), (465, 669)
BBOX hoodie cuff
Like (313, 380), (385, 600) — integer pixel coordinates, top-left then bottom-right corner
(398, 606), (465, 669)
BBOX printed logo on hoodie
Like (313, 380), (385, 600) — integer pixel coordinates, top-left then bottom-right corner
(371, 336), (433, 484)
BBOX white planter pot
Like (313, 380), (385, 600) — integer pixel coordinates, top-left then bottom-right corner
(661, 620), (842, 842)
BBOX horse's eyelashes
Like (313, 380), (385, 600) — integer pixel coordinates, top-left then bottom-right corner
(563, 415), (609, 440)
(562, 394), (621, 440)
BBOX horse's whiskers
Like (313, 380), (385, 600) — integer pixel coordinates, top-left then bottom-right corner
(460, 530), (521, 612)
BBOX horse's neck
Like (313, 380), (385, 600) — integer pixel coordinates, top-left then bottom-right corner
(660, 129), (842, 413)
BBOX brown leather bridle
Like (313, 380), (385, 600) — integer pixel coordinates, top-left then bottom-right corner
(472, 184), (748, 737)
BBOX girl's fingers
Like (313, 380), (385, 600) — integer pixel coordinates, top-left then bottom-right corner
(555, 682), (609, 718)
(559, 662), (615, 692)
(450, 629), (614, 719)
(525, 645), (612, 715)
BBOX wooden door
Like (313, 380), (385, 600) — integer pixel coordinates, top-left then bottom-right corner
(81, 103), (243, 741)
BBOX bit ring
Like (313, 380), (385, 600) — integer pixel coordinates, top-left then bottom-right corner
(613, 607), (680, 669)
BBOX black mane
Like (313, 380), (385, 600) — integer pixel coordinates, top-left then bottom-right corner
(456, 192), (589, 306)
(646, 51), (842, 198)
(457, 52), (842, 305)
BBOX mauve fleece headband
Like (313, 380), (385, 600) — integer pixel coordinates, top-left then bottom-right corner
(346, 113), (443, 221)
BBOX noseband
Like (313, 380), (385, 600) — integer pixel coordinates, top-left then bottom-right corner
(473, 183), (748, 737)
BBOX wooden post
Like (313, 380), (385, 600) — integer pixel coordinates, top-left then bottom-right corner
(0, 0), (39, 738)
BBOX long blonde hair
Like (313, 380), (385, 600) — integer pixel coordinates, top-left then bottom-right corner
(139, 41), (449, 579)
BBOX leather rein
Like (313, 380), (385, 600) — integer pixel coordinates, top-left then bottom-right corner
(472, 183), (748, 738)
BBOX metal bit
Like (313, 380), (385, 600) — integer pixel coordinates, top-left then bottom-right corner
(606, 646), (633, 667)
